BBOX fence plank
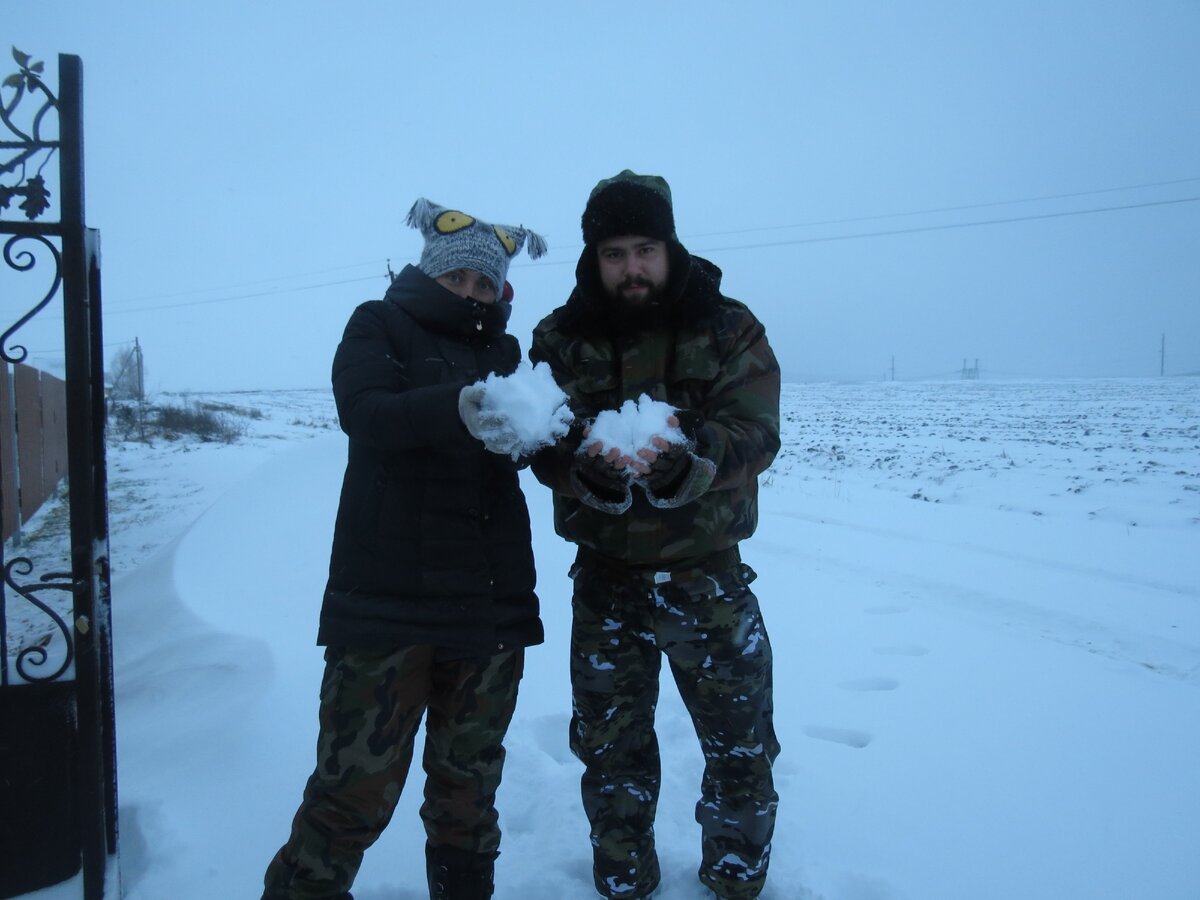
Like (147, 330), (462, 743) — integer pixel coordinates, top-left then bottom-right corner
(1, 364), (69, 542)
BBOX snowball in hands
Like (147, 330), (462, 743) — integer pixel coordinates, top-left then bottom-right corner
(461, 361), (574, 459)
(588, 394), (684, 458)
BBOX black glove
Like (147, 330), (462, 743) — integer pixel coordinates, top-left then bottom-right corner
(575, 447), (631, 499)
(673, 409), (704, 442)
(639, 441), (692, 493)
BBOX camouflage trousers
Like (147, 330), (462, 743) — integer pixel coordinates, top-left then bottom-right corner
(262, 644), (523, 900)
(568, 558), (780, 900)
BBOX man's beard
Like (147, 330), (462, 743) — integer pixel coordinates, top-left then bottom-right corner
(597, 280), (672, 336)
(606, 277), (670, 328)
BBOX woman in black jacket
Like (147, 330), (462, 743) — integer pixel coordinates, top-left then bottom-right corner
(263, 199), (549, 900)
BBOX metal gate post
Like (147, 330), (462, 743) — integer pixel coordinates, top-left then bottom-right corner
(58, 53), (118, 899)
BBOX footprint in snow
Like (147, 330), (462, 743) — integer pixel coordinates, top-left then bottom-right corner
(802, 725), (873, 749)
(837, 676), (900, 692)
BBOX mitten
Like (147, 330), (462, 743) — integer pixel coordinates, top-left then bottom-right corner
(458, 383), (488, 438)
(458, 383), (521, 456)
(639, 441), (692, 493)
(576, 446), (632, 497)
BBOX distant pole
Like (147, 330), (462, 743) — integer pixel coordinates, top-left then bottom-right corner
(134, 337), (147, 440)
(890, 355), (895, 381)
(134, 336), (144, 401)
(1161, 333), (1165, 377)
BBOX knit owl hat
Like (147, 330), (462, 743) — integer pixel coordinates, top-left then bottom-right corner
(407, 198), (548, 299)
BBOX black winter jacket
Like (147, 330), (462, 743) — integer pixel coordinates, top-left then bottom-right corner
(317, 264), (543, 656)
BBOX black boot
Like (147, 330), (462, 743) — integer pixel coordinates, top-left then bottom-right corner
(425, 843), (496, 900)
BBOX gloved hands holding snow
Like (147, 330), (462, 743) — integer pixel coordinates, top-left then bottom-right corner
(573, 396), (712, 511)
(459, 382), (521, 456)
(576, 434), (635, 497)
(630, 422), (693, 492)
(582, 395), (691, 489)
(458, 362), (574, 460)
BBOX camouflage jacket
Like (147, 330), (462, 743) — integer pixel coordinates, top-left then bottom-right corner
(530, 251), (780, 570)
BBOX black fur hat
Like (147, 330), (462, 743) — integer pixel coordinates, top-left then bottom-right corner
(581, 170), (677, 245)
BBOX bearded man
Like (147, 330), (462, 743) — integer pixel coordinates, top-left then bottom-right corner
(529, 170), (782, 900)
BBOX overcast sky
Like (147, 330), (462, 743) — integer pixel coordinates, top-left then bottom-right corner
(6, 1), (1199, 390)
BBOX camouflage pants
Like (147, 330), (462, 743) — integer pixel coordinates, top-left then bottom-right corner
(262, 644), (523, 900)
(569, 560), (780, 900)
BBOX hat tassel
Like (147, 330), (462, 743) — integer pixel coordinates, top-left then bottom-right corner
(405, 197), (439, 230)
(524, 229), (548, 260)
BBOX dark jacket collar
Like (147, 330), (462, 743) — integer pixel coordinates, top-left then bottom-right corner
(384, 264), (512, 339)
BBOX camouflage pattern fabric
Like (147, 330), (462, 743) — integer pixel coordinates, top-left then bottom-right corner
(262, 645), (522, 900)
(568, 560), (780, 900)
(530, 294), (780, 569)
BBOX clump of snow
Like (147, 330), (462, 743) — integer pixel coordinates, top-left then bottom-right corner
(588, 393), (683, 456)
(478, 361), (574, 458)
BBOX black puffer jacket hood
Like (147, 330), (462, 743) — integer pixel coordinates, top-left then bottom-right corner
(384, 263), (512, 339)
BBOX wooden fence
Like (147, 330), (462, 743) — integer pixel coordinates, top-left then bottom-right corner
(1, 363), (70, 543)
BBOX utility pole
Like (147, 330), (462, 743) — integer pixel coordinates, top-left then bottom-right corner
(1161, 333), (1165, 377)
(133, 337), (144, 402)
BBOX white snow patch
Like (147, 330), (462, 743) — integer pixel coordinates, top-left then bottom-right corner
(588, 393), (684, 457)
(478, 360), (573, 458)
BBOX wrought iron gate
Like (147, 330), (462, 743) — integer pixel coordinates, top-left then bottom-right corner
(1, 49), (118, 898)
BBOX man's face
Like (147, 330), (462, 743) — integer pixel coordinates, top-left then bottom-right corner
(596, 235), (670, 307)
(435, 268), (498, 304)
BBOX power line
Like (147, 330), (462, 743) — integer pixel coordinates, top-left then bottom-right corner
(102, 273), (386, 315)
(683, 175), (1200, 239)
(116, 260), (385, 304)
(690, 195), (1200, 254)
(513, 183), (1200, 269)
(31, 178), (1200, 315)
(16, 337), (167, 357)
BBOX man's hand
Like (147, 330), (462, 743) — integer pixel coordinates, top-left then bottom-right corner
(627, 414), (693, 494)
(635, 438), (691, 492)
(564, 422), (635, 512)
(577, 427), (634, 494)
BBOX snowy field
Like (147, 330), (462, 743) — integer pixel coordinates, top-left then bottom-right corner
(9, 377), (1200, 900)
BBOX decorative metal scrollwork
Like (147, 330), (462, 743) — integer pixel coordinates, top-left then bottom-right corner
(1, 47), (58, 222)
(2, 232), (62, 362)
(2, 557), (75, 683)
(2, 47), (65, 360)
(1, 48), (75, 687)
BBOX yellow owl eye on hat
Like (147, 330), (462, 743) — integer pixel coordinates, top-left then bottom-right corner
(407, 198), (548, 300)
(435, 210), (476, 234)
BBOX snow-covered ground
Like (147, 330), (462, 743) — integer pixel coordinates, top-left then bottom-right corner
(8, 377), (1200, 900)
